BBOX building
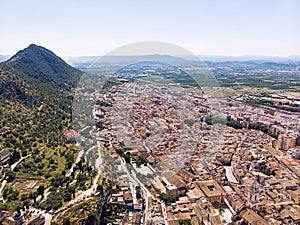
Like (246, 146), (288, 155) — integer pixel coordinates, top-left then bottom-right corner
(0, 150), (11, 165)
(239, 208), (269, 225)
(177, 169), (196, 183)
(290, 147), (300, 160)
(0, 212), (25, 225)
(13, 213), (24, 225)
(26, 214), (45, 225)
(195, 180), (226, 203)
(0, 211), (12, 224)
(166, 185), (178, 197)
(248, 180), (260, 210)
(186, 187), (204, 202)
(296, 135), (300, 146)
(1, 216), (15, 225)
(277, 133), (296, 151)
(123, 191), (133, 208)
(64, 130), (81, 142)
(161, 176), (178, 197)
(133, 203), (143, 212)
(269, 124), (284, 135)
(131, 212), (141, 225)
(167, 174), (187, 197)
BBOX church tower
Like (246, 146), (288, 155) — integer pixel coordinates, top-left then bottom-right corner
(248, 179), (260, 210)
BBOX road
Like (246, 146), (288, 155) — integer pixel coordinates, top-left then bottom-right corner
(0, 180), (7, 196)
(0, 155), (30, 196)
(224, 198), (236, 214)
(28, 207), (53, 225)
(66, 146), (96, 177)
(79, 125), (91, 133)
(119, 158), (155, 225)
(160, 200), (169, 225)
(11, 155), (30, 171)
(67, 162), (101, 207)
(142, 141), (151, 153)
(129, 181), (138, 204)
(224, 166), (238, 183)
(65, 142), (102, 208)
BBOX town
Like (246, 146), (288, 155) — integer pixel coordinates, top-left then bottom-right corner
(1, 53), (300, 225)
(86, 70), (300, 225)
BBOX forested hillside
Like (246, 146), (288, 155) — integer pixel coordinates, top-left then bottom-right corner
(0, 44), (82, 167)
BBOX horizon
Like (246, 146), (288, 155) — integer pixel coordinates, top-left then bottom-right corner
(1, 43), (300, 60)
(0, 1), (300, 57)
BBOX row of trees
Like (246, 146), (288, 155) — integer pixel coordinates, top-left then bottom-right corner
(205, 117), (243, 129)
(249, 122), (278, 139)
(205, 117), (278, 139)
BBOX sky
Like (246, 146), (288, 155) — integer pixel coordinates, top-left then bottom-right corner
(0, 0), (299, 57)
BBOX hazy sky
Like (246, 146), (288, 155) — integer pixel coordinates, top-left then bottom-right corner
(0, 0), (299, 57)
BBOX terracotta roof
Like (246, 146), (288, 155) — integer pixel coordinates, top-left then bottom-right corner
(195, 180), (226, 198)
(168, 174), (186, 189)
(0, 150), (11, 159)
(64, 130), (81, 140)
(240, 209), (269, 225)
(168, 220), (179, 225)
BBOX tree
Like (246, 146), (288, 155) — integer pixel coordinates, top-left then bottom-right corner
(116, 148), (124, 156)
(24, 199), (30, 209)
(6, 171), (16, 183)
(178, 219), (191, 225)
(37, 185), (45, 197)
(159, 193), (176, 206)
(63, 217), (71, 225)
(11, 189), (19, 201)
(90, 170), (97, 183)
(15, 203), (22, 213)
(67, 186), (76, 198)
(226, 119), (243, 129)
(136, 189), (142, 199)
(30, 191), (38, 203)
(62, 191), (72, 201)
(124, 152), (131, 163)
(136, 155), (148, 166)
(249, 123), (268, 133)
(78, 159), (84, 173)
(10, 150), (21, 164)
(259, 211), (266, 218)
(97, 184), (103, 195)
(86, 212), (97, 225)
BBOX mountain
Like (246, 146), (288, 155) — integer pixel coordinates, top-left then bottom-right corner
(67, 54), (201, 71)
(204, 60), (299, 71)
(198, 55), (300, 63)
(65, 56), (99, 70)
(67, 55), (300, 70)
(0, 44), (82, 154)
(6, 44), (81, 90)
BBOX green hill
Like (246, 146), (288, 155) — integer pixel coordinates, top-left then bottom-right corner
(0, 44), (82, 157)
(6, 44), (81, 90)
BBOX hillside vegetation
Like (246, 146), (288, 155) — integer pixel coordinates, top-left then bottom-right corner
(0, 44), (82, 211)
